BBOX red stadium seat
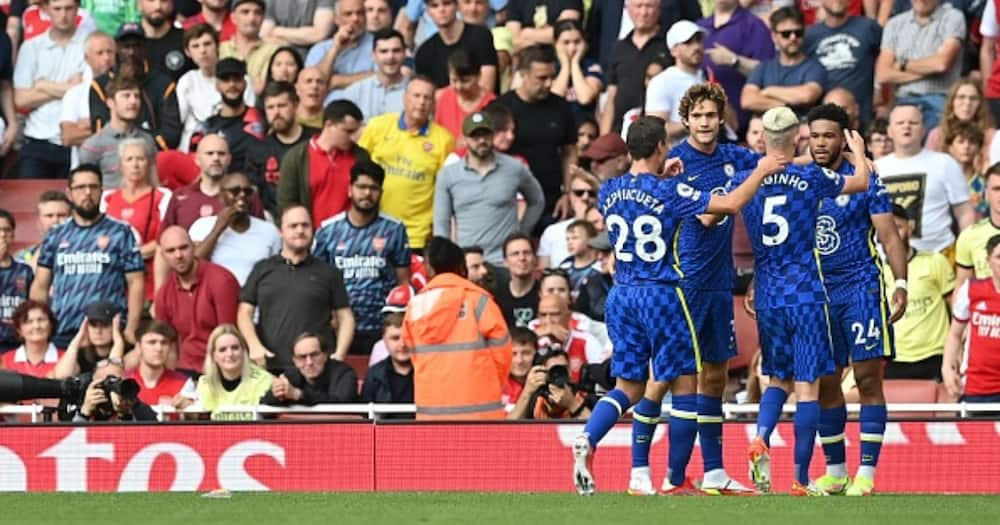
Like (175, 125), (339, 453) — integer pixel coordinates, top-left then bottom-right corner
(730, 295), (758, 370)
(884, 379), (940, 417)
(0, 179), (68, 252)
(345, 355), (370, 382)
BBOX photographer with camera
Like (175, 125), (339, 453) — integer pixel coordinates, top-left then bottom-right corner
(509, 349), (594, 420)
(71, 363), (156, 422)
(531, 295), (608, 385)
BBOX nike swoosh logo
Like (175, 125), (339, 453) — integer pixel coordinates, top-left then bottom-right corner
(865, 343), (879, 351)
(687, 175), (700, 182)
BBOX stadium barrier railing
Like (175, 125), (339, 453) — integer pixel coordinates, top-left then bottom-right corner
(3, 402), (1000, 422)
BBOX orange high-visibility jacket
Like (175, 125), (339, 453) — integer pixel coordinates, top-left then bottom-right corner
(402, 273), (513, 420)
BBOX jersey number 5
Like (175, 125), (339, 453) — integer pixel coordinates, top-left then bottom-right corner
(607, 214), (667, 262)
(762, 195), (789, 246)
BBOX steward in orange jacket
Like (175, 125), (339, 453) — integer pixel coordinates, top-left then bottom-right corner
(402, 237), (513, 420)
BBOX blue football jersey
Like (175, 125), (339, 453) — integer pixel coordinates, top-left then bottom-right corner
(313, 212), (411, 334)
(669, 141), (761, 291)
(817, 162), (893, 287)
(0, 260), (33, 346)
(36, 215), (144, 340)
(734, 164), (846, 309)
(599, 172), (711, 286)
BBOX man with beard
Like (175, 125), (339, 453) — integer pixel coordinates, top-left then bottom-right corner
(188, 172), (281, 285)
(740, 7), (827, 119)
(89, 23), (182, 150)
(29, 165), (145, 348)
(79, 76), (158, 189)
(198, 57), (265, 173)
(239, 205), (355, 367)
(155, 226), (239, 376)
(433, 112), (544, 264)
(139, 0), (193, 80)
(805, 103), (908, 497)
(248, 81), (318, 217)
(626, 82), (761, 496)
(314, 159), (411, 356)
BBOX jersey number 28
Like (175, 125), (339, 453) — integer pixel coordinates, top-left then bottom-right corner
(607, 215), (667, 262)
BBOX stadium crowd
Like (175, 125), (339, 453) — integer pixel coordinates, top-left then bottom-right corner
(0, 0), (999, 429)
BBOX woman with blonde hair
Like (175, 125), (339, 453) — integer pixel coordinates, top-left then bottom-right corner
(926, 79), (996, 157)
(101, 138), (172, 302)
(196, 324), (273, 420)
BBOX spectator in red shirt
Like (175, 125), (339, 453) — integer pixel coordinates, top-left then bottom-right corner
(2, 300), (64, 378)
(126, 320), (197, 407)
(160, 134), (232, 231)
(503, 326), (538, 413)
(182, 0), (236, 41)
(155, 225), (240, 376)
(277, 99), (372, 228)
(101, 138), (172, 301)
(944, 234), (1000, 404)
(434, 49), (496, 151)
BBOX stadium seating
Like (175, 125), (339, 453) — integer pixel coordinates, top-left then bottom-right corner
(883, 379), (941, 417)
(0, 179), (66, 252)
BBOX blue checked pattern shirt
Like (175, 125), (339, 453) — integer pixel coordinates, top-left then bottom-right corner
(599, 172), (711, 286)
(735, 164), (845, 309)
(817, 162), (893, 287)
(670, 141), (761, 291)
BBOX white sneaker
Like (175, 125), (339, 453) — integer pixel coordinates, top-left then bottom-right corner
(627, 468), (656, 496)
(572, 434), (595, 496)
(700, 474), (758, 496)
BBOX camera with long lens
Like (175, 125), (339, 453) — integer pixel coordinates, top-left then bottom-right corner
(93, 376), (140, 417)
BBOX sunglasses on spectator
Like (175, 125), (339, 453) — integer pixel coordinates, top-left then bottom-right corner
(778, 29), (804, 39)
(572, 189), (597, 198)
(224, 186), (255, 196)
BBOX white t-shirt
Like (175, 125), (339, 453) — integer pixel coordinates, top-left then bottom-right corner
(875, 149), (970, 252)
(645, 66), (705, 122)
(14, 29), (88, 143)
(982, 0), (998, 38)
(176, 69), (256, 152)
(538, 218), (572, 268)
(188, 215), (281, 285)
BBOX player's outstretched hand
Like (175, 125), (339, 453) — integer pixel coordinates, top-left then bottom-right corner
(844, 129), (867, 157)
(889, 288), (907, 323)
(661, 157), (684, 177)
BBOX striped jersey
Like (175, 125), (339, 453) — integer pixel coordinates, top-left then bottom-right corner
(36, 215), (144, 340)
(0, 259), (34, 347)
(313, 212), (411, 334)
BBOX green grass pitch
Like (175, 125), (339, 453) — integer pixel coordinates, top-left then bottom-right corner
(1, 493), (997, 524)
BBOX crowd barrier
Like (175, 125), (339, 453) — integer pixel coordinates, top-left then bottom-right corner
(0, 414), (997, 493)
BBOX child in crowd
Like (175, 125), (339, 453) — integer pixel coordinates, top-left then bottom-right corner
(559, 219), (600, 300)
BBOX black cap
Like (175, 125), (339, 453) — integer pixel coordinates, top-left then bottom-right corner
(216, 57), (247, 78)
(84, 300), (119, 323)
(115, 22), (145, 41)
